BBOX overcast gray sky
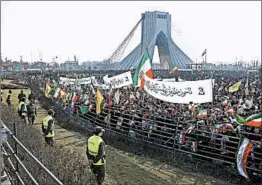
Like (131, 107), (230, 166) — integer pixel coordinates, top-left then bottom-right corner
(1, 1), (261, 63)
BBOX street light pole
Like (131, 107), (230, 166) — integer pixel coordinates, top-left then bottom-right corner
(0, 51), (4, 184)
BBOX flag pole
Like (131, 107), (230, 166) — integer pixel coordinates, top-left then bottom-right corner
(205, 49), (207, 63)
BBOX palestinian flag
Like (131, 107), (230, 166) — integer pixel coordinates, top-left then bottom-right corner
(237, 113), (262, 127)
(169, 66), (178, 73)
(197, 109), (207, 119)
(53, 88), (61, 99)
(133, 51), (154, 88)
(236, 138), (253, 179)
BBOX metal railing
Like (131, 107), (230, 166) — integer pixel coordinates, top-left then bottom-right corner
(1, 120), (63, 185)
(28, 80), (262, 178)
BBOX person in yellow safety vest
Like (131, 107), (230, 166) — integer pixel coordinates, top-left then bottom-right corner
(87, 126), (106, 185)
(42, 109), (55, 146)
(18, 97), (27, 124)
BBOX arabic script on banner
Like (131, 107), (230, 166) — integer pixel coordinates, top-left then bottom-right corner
(103, 71), (133, 89)
(144, 75), (213, 104)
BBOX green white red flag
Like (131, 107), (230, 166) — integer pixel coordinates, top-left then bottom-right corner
(169, 66), (178, 73)
(197, 109), (207, 118)
(237, 113), (262, 127)
(236, 138), (253, 179)
(53, 88), (61, 99)
(71, 92), (79, 110)
(133, 51), (153, 88)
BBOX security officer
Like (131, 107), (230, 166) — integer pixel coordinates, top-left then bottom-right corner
(42, 109), (55, 146)
(18, 97), (27, 124)
(87, 126), (106, 185)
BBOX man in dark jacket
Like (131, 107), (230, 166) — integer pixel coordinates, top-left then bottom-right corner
(28, 91), (36, 102)
(6, 90), (12, 106)
(18, 90), (26, 103)
(27, 100), (37, 125)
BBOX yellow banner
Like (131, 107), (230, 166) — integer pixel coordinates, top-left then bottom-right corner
(229, 80), (242, 93)
(96, 89), (104, 114)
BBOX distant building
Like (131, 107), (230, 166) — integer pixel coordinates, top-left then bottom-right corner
(61, 61), (79, 70)
(81, 61), (105, 70)
(31, 61), (47, 70)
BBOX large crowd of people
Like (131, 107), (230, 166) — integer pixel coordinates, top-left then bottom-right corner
(25, 68), (262, 177)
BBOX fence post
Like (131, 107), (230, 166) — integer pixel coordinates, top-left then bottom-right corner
(13, 122), (19, 173)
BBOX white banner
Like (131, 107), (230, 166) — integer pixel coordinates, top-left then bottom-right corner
(162, 78), (214, 85)
(162, 78), (184, 82)
(59, 76), (96, 85)
(59, 77), (75, 84)
(103, 71), (133, 89)
(144, 75), (213, 104)
(77, 76), (96, 85)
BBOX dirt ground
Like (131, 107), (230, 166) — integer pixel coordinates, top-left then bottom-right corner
(1, 79), (233, 185)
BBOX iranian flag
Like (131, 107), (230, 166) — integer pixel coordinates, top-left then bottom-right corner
(215, 123), (235, 133)
(222, 98), (228, 106)
(71, 92), (79, 110)
(53, 88), (61, 99)
(197, 109), (207, 118)
(236, 138), (253, 179)
(169, 66), (178, 73)
(237, 113), (262, 127)
(133, 51), (153, 88)
(188, 102), (195, 111)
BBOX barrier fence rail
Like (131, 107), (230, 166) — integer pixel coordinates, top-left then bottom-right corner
(27, 80), (262, 179)
(0, 120), (63, 185)
(38, 92), (262, 176)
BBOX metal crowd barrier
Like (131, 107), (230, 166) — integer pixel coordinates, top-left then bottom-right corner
(29, 81), (262, 177)
(1, 120), (63, 185)
(44, 97), (262, 176)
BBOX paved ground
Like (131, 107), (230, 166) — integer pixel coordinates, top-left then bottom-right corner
(1, 79), (233, 185)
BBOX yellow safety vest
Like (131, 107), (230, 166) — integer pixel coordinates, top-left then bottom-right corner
(18, 102), (27, 116)
(88, 135), (105, 166)
(42, 115), (54, 138)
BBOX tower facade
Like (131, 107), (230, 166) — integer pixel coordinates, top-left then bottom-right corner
(116, 11), (193, 70)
